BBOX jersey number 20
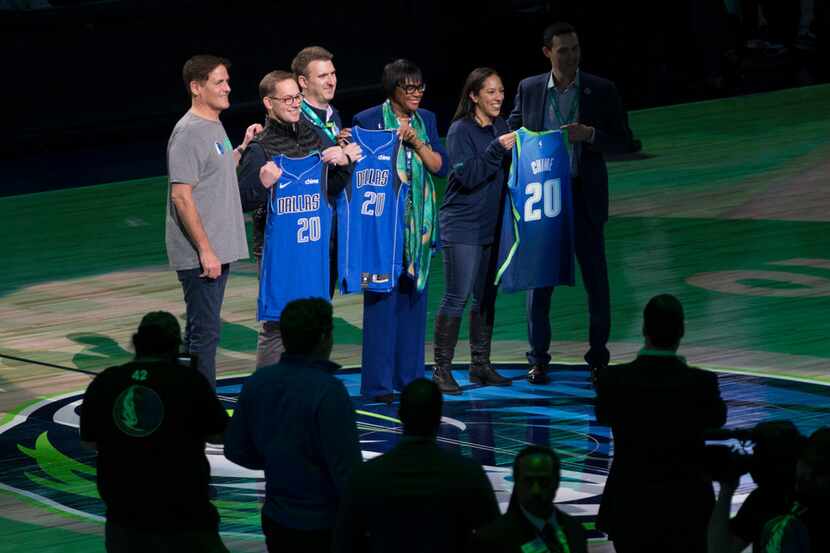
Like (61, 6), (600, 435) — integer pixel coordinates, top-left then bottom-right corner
(297, 216), (321, 243)
(361, 191), (386, 217)
(524, 179), (561, 221)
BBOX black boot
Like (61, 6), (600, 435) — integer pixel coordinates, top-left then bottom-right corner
(432, 314), (462, 395)
(468, 311), (511, 386)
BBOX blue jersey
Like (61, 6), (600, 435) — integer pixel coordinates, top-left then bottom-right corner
(258, 154), (331, 321)
(337, 127), (408, 293)
(495, 128), (575, 292)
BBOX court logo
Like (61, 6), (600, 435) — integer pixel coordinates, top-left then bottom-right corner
(3, 364), (827, 538)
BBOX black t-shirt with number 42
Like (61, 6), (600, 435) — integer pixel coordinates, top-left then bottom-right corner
(80, 358), (229, 531)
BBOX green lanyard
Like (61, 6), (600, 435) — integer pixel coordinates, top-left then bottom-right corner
(300, 101), (338, 142)
(554, 525), (570, 553)
(548, 74), (580, 126)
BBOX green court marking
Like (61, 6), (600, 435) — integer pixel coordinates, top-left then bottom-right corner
(0, 516), (104, 553)
(355, 410), (401, 424)
(0, 397), (47, 428)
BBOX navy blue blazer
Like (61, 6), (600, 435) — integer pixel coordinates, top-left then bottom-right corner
(352, 104), (449, 178)
(507, 71), (627, 225)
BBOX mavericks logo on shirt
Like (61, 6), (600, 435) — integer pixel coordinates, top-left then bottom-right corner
(214, 137), (233, 156)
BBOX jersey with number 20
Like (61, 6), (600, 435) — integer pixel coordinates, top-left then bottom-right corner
(495, 128), (575, 292)
(337, 127), (408, 293)
(258, 153), (331, 321)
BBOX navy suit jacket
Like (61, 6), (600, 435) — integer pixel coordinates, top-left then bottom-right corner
(352, 104), (449, 178)
(507, 71), (627, 225)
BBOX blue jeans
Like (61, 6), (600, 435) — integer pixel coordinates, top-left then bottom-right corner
(177, 264), (230, 388)
(438, 242), (497, 323)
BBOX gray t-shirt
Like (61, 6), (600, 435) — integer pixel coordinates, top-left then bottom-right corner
(165, 111), (249, 270)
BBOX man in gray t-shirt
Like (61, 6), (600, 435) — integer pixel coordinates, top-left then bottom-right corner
(165, 54), (260, 387)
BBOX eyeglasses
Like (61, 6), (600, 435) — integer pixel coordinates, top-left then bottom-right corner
(268, 93), (304, 106)
(397, 83), (426, 95)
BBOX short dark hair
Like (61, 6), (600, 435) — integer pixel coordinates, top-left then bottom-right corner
(279, 298), (333, 354)
(399, 379), (443, 436)
(452, 67), (500, 122)
(512, 445), (561, 481)
(182, 55), (230, 96)
(291, 46), (334, 77)
(259, 70), (296, 101)
(133, 311), (181, 357)
(643, 294), (685, 348)
(543, 22), (577, 48)
(382, 59), (423, 99)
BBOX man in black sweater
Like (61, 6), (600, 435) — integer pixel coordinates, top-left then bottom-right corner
(237, 70), (359, 369)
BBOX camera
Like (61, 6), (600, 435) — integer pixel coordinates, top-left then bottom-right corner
(704, 427), (755, 483)
(704, 422), (805, 486)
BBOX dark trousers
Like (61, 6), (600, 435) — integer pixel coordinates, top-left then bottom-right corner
(437, 242), (497, 323)
(361, 274), (427, 397)
(105, 520), (228, 553)
(527, 183), (610, 367)
(262, 513), (332, 553)
(177, 263), (230, 388)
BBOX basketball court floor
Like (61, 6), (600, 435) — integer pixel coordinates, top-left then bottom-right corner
(1, 85), (829, 552)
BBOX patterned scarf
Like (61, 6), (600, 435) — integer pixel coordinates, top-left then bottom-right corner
(381, 100), (437, 291)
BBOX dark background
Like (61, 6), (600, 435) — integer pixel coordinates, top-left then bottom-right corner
(2, 0), (826, 194)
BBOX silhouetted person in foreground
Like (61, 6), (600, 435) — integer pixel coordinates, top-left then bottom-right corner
(470, 445), (588, 553)
(225, 298), (361, 553)
(80, 311), (230, 552)
(334, 378), (499, 552)
(594, 294), (727, 553)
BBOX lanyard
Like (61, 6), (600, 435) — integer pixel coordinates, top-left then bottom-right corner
(548, 74), (580, 126)
(301, 101), (338, 142)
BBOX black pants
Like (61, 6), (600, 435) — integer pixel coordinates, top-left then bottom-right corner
(262, 514), (332, 553)
(527, 181), (611, 367)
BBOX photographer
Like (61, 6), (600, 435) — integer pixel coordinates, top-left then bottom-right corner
(80, 311), (230, 553)
(708, 424), (829, 553)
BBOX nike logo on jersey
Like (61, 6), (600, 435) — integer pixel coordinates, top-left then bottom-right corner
(279, 181), (290, 189)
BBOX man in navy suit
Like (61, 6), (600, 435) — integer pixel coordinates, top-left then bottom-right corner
(508, 22), (629, 384)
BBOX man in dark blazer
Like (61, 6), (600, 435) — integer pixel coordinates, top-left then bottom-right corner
(470, 445), (588, 553)
(508, 22), (629, 384)
(333, 379), (499, 553)
(594, 294), (727, 553)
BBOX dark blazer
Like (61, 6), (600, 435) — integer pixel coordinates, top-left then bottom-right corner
(594, 353), (727, 542)
(353, 104), (450, 178)
(507, 71), (628, 225)
(470, 506), (588, 553)
(334, 436), (500, 553)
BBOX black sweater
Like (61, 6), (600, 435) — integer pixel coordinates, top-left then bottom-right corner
(237, 117), (350, 256)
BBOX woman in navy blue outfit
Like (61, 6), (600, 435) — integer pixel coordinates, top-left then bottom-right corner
(432, 68), (515, 395)
(352, 59), (448, 404)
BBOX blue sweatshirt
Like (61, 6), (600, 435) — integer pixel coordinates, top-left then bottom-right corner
(224, 354), (362, 530)
(439, 116), (511, 245)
